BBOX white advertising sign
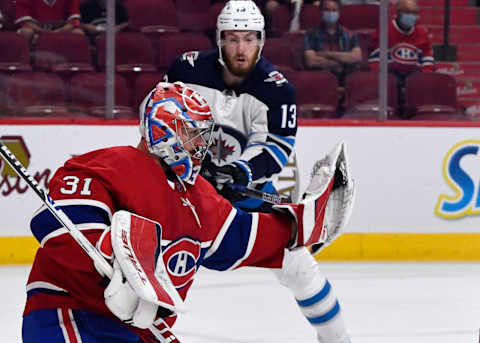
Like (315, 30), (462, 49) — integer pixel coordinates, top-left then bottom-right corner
(295, 126), (480, 234)
(0, 125), (139, 236)
(0, 124), (479, 236)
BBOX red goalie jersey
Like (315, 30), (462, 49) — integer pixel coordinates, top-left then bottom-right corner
(24, 146), (292, 342)
(368, 19), (434, 75)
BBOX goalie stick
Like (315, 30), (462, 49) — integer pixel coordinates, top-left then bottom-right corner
(0, 141), (179, 343)
(228, 184), (292, 204)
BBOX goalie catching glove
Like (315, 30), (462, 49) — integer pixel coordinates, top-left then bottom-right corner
(96, 211), (186, 329)
(273, 142), (355, 250)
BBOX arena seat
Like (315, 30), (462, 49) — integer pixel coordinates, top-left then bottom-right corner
(344, 71), (398, 119)
(340, 4), (379, 33)
(299, 4), (322, 31)
(410, 113), (468, 121)
(125, 0), (178, 33)
(96, 33), (156, 73)
(270, 4), (293, 37)
(34, 33), (94, 73)
(405, 72), (460, 119)
(176, 11), (211, 32)
(208, 2), (224, 32)
(0, 73), (8, 113)
(134, 72), (165, 110)
(289, 70), (339, 119)
(263, 38), (294, 71)
(70, 72), (135, 118)
(175, 0), (211, 12)
(152, 32), (213, 74)
(5, 72), (69, 116)
(282, 31), (307, 70)
(0, 32), (31, 72)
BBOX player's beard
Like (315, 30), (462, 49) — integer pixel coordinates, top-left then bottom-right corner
(223, 46), (260, 77)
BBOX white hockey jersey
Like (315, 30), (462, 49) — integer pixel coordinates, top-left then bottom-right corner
(164, 50), (297, 196)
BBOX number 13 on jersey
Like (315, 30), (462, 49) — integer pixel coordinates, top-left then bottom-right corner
(281, 104), (297, 129)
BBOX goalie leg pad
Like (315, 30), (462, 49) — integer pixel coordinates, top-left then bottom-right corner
(110, 210), (186, 313)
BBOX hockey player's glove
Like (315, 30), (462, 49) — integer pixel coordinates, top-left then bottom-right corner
(215, 161), (252, 202)
(201, 155), (253, 203)
(273, 142), (355, 250)
(99, 211), (186, 328)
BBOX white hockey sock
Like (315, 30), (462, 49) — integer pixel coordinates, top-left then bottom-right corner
(295, 275), (350, 343)
(274, 248), (350, 343)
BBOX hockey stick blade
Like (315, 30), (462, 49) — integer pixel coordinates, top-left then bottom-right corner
(0, 141), (179, 343)
(228, 184), (292, 204)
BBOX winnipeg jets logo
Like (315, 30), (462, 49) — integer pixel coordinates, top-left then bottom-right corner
(181, 51), (199, 67)
(264, 71), (287, 87)
(209, 130), (236, 164)
(43, 0), (57, 6)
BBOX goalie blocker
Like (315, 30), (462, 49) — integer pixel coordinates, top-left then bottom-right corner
(97, 211), (186, 329)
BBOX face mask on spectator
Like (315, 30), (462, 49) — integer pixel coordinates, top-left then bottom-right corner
(399, 13), (418, 29)
(323, 11), (339, 25)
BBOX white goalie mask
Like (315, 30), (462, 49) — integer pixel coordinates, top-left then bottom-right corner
(216, 0), (265, 67)
(139, 82), (214, 185)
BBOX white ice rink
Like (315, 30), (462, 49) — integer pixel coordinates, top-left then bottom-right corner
(3, 262), (480, 343)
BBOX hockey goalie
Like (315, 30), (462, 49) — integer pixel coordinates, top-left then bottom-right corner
(21, 81), (355, 343)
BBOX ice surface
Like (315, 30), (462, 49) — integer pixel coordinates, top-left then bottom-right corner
(5, 262), (480, 342)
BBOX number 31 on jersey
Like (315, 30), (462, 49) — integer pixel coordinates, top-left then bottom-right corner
(60, 176), (93, 195)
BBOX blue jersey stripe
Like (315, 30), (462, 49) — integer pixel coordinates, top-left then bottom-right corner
(247, 142), (288, 167)
(30, 204), (111, 243)
(202, 210), (254, 271)
(26, 288), (69, 298)
(267, 136), (293, 159)
(269, 133), (295, 149)
(266, 143), (288, 166)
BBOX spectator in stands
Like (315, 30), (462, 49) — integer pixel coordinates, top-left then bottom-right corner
(368, 0), (434, 117)
(15, 0), (83, 41)
(368, 0), (433, 76)
(80, 0), (129, 37)
(303, 0), (362, 83)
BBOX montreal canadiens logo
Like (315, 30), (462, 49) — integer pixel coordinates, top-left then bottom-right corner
(163, 237), (201, 288)
(392, 43), (418, 64)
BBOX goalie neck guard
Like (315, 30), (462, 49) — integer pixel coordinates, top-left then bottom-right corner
(139, 82), (214, 185)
